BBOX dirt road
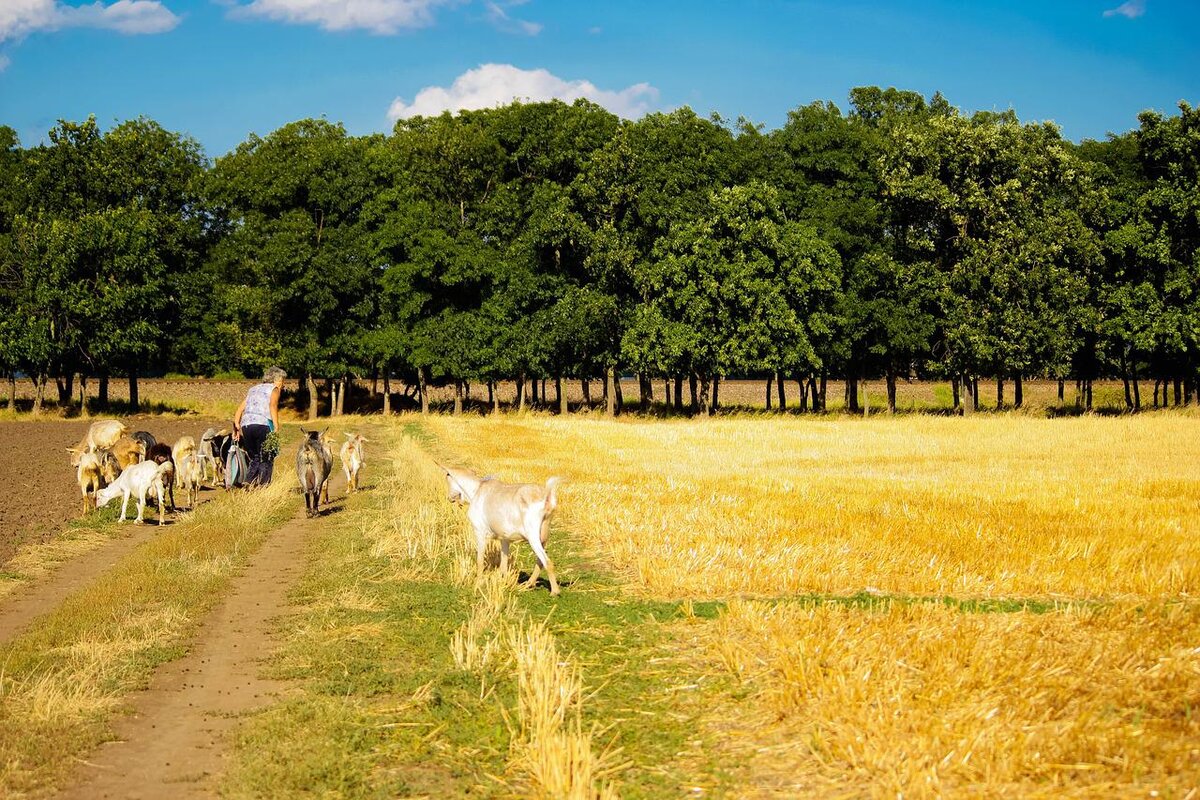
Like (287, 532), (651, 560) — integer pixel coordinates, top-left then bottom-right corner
(53, 474), (346, 799)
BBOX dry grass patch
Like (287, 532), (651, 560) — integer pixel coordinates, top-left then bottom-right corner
(705, 599), (1200, 798)
(423, 414), (1200, 600)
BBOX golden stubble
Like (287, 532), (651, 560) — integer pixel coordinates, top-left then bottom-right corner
(424, 413), (1200, 601)
(420, 412), (1200, 797)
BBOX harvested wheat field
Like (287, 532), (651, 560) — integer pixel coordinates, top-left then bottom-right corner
(413, 413), (1200, 798)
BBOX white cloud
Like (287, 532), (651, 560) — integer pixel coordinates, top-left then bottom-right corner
(0, 0), (179, 43)
(229, 0), (450, 34)
(388, 63), (659, 121)
(0, 54), (9, 72)
(1103, 0), (1146, 18)
(484, 1), (540, 36)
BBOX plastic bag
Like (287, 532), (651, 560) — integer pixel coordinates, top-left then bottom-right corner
(225, 443), (250, 489)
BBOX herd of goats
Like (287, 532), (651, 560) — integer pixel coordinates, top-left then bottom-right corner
(66, 419), (368, 525)
(66, 419), (565, 595)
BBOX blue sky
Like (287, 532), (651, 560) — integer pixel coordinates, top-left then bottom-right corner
(1, 0), (1197, 158)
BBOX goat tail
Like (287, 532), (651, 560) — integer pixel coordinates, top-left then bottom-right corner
(545, 477), (562, 512)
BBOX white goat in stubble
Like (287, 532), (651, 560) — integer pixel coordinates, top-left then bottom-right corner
(443, 466), (562, 596)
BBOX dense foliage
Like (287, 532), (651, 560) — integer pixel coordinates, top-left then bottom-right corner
(1, 88), (1198, 415)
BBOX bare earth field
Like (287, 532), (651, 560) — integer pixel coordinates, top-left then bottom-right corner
(0, 415), (224, 567)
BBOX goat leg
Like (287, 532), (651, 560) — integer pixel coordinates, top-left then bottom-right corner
(527, 537), (559, 596)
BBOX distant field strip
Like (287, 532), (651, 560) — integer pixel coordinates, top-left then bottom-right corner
(424, 414), (1200, 600)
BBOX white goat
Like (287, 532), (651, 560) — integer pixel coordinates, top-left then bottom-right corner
(95, 460), (174, 525)
(340, 433), (368, 493)
(176, 453), (203, 509)
(443, 466), (562, 596)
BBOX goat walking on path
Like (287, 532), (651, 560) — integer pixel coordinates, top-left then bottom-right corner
(340, 433), (368, 493)
(296, 429), (332, 518)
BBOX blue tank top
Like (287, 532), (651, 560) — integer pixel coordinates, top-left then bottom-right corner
(243, 383), (274, 427)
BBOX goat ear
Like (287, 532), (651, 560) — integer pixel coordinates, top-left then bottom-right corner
(300, 427), (309, 435)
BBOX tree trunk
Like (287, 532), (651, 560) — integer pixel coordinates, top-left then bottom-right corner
(764, 376), (772, 410)
(1132, 366), (1141, 411)
(698, 375), (712, 416)
(491, 380), (500, 414)
(557, 375), (567, 415)
(604, 367), (615, 417)
(340, 376), (349, 415)
(129, 370), (139, 411)
(711, 375), (720, 411)
(689, 373), (699, 412)
(952, 377), (960, 412)
(531, 377), (539, 405)
(372, 369), (379, 399)
(77, 373), (87, 409)
(32, 373), (47, 415)
(1153, 379), (1161, 408)
(383, 372), (392, 415)
(1085, 379), (1094, 411)
(674, 376), (683, 413)
(453, 380), (463, 415)
(1057, 378), (1064, 403)
(960, 374), (974, 415)
(418, 368), (429, 414)
(541, 378), (547, 403)
(615, 370), (624, 413)
(818, 373), (827, 412)
(8, 373), (17, 411)
(797, 378), (809, 413)
(581, 378), (591, 405)
(663, 379), (670, 409)
(518, 372), (527, 412)
(972, 377), (980, 411)
(776, 371), (786, 411)
(307, 374), (319, 420)
(886, 370), (897, 414)
(1014, 374), (1023, 409)
(847, 375), (860, 414)
(99, 372), (109, 410)
(1174, 378), (1183, 406)
(1122, 360), (1133, 410)
(997, 378), (1005, 409)
(639, 372), (652, 412)
(56, 373), (73, 406)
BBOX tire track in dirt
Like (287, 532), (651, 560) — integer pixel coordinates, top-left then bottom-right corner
(54, 472), (348, 800)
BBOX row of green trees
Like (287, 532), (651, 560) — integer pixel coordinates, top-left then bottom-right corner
(1, 87), (1197, 416)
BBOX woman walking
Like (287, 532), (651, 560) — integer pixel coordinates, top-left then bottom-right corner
(233, 366), (285, 486)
